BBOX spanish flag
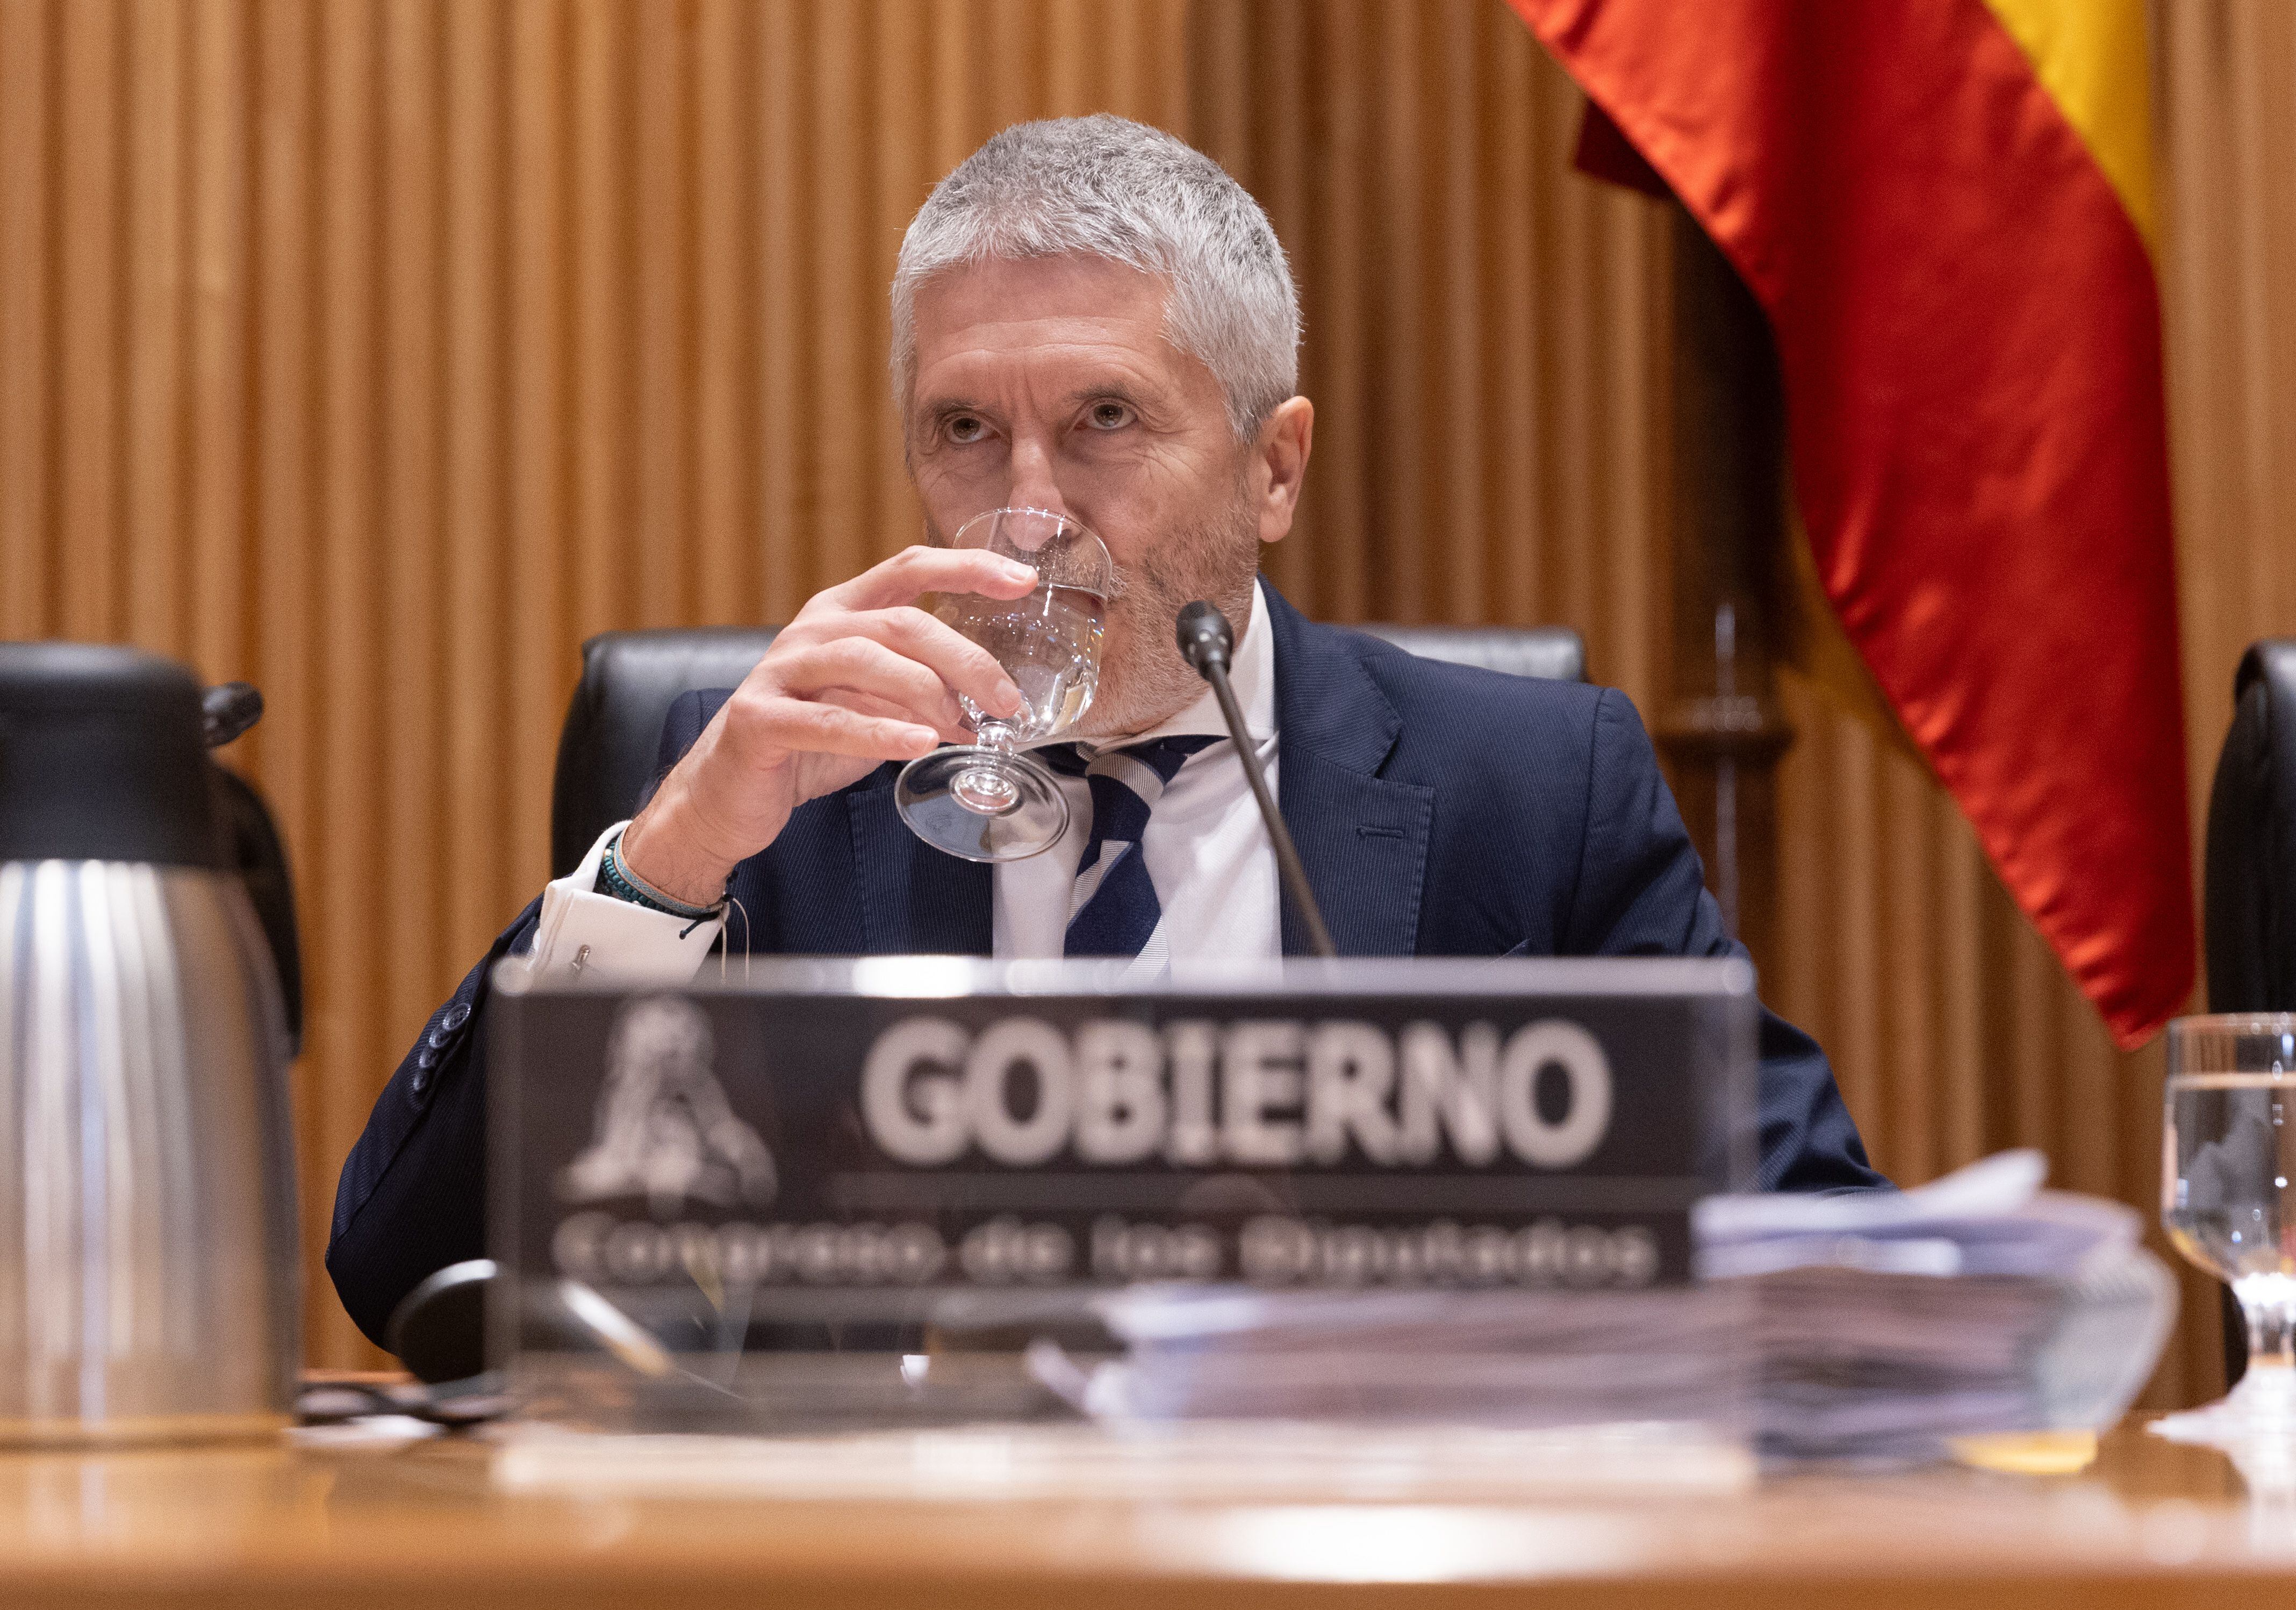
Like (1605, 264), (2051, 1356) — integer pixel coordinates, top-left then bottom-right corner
(1509, 0), (2193, 1047)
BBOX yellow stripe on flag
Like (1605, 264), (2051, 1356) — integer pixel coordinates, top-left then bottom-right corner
(1979, 0), (2155, 251)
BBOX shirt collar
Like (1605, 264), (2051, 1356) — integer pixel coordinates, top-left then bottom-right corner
(1115, 577), (1276, 746)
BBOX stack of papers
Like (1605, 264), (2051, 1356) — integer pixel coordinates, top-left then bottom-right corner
(1697, 1151), (2176, 1461)
(1045, 1152), (2175, 1464)
(1046, 1285), (1742, 1429)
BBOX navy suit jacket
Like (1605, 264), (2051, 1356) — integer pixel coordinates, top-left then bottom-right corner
(327, 585), (1882, 1346)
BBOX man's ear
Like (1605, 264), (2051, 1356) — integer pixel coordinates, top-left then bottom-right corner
(1253, 396), (1315, 545)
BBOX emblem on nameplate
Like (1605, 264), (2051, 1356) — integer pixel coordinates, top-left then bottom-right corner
(558, 995), (778, 1218)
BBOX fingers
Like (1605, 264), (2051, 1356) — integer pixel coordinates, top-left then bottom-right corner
(842, 606), (1022, 719)
(727, 685), (942, 764)
(816, 687), (973, 746)
(822, 544), (1040, 613)
(771, 701), (944, 763)
(768, 606), (1019, 722)
(772, 637), (970, 732)
(714, 546), (1038, 781)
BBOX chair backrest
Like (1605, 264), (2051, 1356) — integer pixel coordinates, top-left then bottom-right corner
(551, 628), (787, 876)
(550, 620), (1587, 877)
(2205, 638), (2296, 1014)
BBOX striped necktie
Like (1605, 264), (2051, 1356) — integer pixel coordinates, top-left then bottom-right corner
(1042, 735), (1221, 958)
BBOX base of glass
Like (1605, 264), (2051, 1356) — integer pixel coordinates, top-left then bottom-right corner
(894, 746), (1070, 863)
(951, 763), (1022, 816)
(2150, 1359), (2296, 1464)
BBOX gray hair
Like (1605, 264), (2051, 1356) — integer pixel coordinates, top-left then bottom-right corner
(891, 115), (1300, 442)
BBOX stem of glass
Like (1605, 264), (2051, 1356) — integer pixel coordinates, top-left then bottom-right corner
(2243, 1277), (2296, 1370)
(2228, 1276), (2296, 1441)
(950, 720), (1023, 816)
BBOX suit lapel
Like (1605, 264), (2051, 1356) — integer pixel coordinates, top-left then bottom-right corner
(847, 767), (994, 955)
(1264, 588), (1433, 957)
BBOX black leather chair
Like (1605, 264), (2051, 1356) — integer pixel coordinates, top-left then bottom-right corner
(2205, 639), (2296, 1389)
(549, 621), (1587, 877)
(2208, 641), (2296, 1015)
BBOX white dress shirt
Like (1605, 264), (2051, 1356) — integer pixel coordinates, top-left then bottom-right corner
(527, 579), (1282, 982)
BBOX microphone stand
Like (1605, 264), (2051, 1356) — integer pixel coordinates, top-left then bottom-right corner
(1175, 602), (1338, 959)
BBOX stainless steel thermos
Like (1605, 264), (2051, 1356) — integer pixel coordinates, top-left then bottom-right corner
(0, 644), (299, 1442)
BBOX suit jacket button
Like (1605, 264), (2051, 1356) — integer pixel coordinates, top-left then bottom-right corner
(428, 1002), (473, 1050)
(412, 1044), (440, 1095)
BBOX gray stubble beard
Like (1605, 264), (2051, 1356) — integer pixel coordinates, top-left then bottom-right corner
(1078, 491), (1262, 740)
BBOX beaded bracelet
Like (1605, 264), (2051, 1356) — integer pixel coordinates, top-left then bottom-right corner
(598, 831), (727, 936)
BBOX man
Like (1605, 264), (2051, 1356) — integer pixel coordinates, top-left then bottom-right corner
(329, 115), (1881, 1347)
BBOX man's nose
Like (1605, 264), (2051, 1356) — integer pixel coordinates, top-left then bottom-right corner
(1006, 433), (1069, 518)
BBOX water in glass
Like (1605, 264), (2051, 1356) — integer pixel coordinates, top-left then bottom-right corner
(937, 582), (1104, 743)
(2155, 1015), (2296, 1455)
(2168, 1073), (2296, 1319)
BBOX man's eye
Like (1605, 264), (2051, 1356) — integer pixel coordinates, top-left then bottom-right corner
(1086, 401), (1132, 430)
(946, 415), (986, 444)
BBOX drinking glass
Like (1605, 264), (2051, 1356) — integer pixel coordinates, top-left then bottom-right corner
(894, 507), (1111, 862)
(2157, 1014), (2296, 1452)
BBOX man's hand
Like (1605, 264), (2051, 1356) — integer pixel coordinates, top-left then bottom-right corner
(617, 546), (1034, 905)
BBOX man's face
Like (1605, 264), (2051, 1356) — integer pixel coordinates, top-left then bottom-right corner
(906, 255), (1272, 737)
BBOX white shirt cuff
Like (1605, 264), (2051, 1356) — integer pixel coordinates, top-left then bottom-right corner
(524, 821), (724, 984)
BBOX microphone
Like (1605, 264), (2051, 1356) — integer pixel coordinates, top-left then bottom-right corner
(1175, 600), (1234, 676)
(1175, 602), (1337, 959)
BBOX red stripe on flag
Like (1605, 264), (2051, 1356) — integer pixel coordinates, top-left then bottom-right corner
(1511, 0), (2193, 1046)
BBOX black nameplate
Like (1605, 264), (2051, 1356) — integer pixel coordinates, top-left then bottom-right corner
(491, 959), (1753, 1355)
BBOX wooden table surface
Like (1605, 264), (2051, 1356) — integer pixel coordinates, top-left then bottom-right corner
(0, 1419), (2289, 1608)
